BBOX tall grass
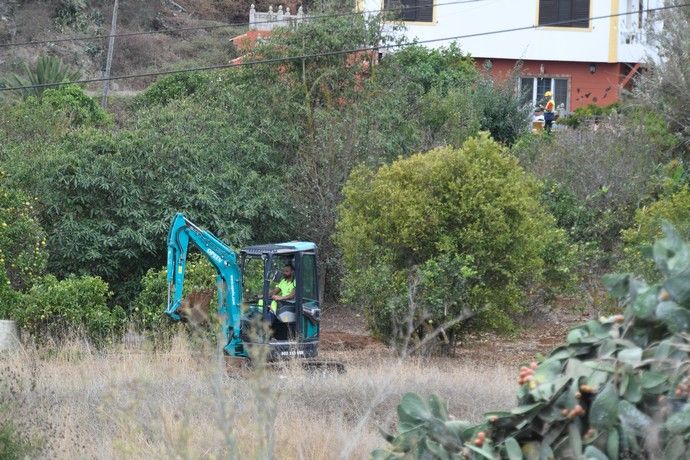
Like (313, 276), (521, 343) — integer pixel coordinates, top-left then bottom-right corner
(1, 335), (515, 459)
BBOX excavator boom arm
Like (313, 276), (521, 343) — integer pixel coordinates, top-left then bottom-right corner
(165, 213), (244, 355)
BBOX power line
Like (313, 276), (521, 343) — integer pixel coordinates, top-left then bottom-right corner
(0, 3), (687, 93)
(0, 0), (486, 48)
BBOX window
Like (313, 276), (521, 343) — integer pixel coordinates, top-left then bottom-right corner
(383, 0), (434, 23)
(539, 0), (590, 28)
(301, 254), (318, 302)
(519, 77), (569, 111)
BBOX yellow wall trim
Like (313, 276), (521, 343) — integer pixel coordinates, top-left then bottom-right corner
(608, 0), (619, 62)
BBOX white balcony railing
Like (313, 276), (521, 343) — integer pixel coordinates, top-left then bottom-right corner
(249, 4), (308, 32)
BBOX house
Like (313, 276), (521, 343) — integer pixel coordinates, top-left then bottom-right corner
(358, 0), (662, 111)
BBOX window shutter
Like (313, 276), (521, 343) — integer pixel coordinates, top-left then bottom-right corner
(572, 0), (590, 27)
(557, 0), (572, 23)
(539, 0), (558, 25)
(416, 0), (434, 22)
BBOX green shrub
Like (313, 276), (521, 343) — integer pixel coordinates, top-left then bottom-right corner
(380, 43), (477, 94)
(621, 186), (690, 281)
(0, 419), (37, 460)
(2, 99), (293, 304)
(132, 256), (216, 334)
(375, 226), (690, 459)
(41, 84), (110, 127)
(10, 274), (125, 345)
(134, 73), (212, 108)
(0, 172), (47, 318)
(337, 134), (573, 347)
(558, 102), (620, 128)
(513, 114), (671, 252)
(472, 78), (530, 146)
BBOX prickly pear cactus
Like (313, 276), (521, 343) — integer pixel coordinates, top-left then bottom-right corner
(374, 225), (690, 460)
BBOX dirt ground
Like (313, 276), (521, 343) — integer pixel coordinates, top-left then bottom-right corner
(319, 302), (595, 367)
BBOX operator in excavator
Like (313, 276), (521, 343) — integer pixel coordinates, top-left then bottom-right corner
(271, 263), (296, 305)
(256, 262), (296, 316)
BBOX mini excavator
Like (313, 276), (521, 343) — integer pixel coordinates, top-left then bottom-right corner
(164, 213), (343, 371)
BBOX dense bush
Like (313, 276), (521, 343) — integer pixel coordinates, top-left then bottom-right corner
(132, 256), (216, 333)
(337, 134), (573, 346)
(513, 115), (674, 252)
(633, 0), (690, 149)
(0, 173), (47, 318)
(621, 186), (690, 281)
(134, 73), (212, 108)
(2, 99), (293, 303)
(376, 226), (690, 459)
(41, 84), (110, 127)
(558, 102), (620, 128)
(10, 274), (125, 345)
(380, 43), (477, 93)
(473, 77), (530, 146)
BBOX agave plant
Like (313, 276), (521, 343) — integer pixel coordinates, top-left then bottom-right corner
(375, 224), (690, 459)
(0, 56), (81, 101)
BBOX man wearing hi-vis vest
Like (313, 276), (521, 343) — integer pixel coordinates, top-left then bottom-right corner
(543, 90), (555, 132)
(270, 263), (296, 306)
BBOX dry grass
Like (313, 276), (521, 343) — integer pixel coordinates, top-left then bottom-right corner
(1, 335), (516, 459)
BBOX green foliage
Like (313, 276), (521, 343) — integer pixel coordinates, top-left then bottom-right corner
(3, 98), (292, 304)
(0, 56), (81, 101)
(41, 84), (110, 127)
(622, 187), (690, 281)
(0, 172), (47, 318)
(472, 78), (530, 146)
(380, 43), (477, 93)
(134, 72), (212, 108)
(0, 418), (37, 460)
(54, 0), (91, 31)
(538, 181), (626, 255)
(559, 102), (620, 128)
(10, 274), (125, 345)
(633, 0), (690, 148)
(132, 256), (216, 334)
(513, 114), (673, 252)
(626, 106), (680, 153)
(337, 134), (573, 345)
(376, 226), (690, 459)
(0, 96), (70, 148)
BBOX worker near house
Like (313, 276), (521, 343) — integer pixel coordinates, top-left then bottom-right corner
(543, 91), (556, 132)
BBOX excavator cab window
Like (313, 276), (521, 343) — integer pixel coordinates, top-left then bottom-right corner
(241, 256), (264, 310)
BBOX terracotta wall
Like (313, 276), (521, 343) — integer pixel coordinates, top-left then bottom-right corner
(476, 58), (624, 110)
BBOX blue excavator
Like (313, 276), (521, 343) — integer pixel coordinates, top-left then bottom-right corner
(164, 213), (341, 369)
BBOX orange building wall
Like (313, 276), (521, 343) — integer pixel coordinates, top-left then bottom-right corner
(476, 58), (624, 110)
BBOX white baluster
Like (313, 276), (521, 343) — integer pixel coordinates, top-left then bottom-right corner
(249, 4), (256, 30)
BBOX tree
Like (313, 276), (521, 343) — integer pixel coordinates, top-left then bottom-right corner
(633, 0), (690, 149)
(375, 226), (690, 459)
(337, 134), (572, 347)
(2, 99), (293, 303)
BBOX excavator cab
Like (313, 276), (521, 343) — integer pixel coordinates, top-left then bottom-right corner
(239, 243), (321, 360)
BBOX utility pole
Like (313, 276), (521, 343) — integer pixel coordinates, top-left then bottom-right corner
(101, 0), (118, 108)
